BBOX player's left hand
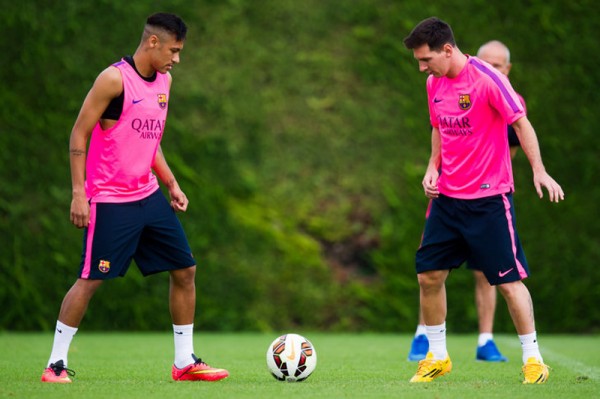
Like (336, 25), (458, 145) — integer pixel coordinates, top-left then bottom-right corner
(534, 171), (565, 203)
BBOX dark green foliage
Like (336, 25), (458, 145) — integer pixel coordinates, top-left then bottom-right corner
(1, 0), (598, 333)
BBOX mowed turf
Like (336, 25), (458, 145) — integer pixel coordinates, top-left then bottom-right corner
(1, 332), (598, 399)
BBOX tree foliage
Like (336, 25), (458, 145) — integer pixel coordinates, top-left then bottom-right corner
(1, 0), (598, 333)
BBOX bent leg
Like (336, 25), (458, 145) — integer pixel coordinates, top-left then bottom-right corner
(170, 266), (197, 369)
(418, 270), (449, 359)
(58, 278), (103, 327)
(45, 278), (103, 371)
(409, 270), (452, 382)
(418, 270), (449, 326)
(497, 280), (546, 369)
(497, 280), (535, 335)
(169, 266), (196, 325)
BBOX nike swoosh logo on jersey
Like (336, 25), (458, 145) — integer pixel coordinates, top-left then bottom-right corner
(132, 99), (144, 104)
(498, 268), (514, 277)
(434, 98), (443, 103)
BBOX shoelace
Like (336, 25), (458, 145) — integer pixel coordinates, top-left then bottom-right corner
(191, 354), (207, 366)
(50, 362), (76, 377)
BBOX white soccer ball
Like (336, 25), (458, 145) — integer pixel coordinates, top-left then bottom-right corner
(266, 333), (317, 382)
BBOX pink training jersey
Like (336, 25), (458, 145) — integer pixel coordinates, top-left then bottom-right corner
(427, 56), (526, 199)
(85, 60), (170, 203)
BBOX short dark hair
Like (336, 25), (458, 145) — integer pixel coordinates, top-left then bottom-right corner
(146, 13), (187, 42)
(403, 17), (455, 51)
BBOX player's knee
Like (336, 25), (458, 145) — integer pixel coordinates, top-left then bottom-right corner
(75, 278), (103, 291)
(170, 265), (196, 286)
(417, 270), (446, 289)
(496, 280), (525, 299)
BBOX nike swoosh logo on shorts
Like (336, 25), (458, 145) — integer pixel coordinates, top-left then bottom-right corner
(498, 268), (514, 277)
(434, 98), (443, 103)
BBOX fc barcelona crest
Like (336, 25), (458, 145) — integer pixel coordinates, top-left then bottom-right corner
(458, 94), (471, 110)
(99, 260), (111, 273)
(157, 94), (167, 109)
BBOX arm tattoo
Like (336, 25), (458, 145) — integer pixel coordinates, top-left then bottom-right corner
(70, 148), (86, 156)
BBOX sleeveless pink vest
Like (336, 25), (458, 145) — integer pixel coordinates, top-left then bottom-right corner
(85, 60), (169, 203)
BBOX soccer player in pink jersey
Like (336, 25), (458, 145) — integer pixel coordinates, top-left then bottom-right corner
(403, 17), (564, 384)
(41, 13), (229, 383)
(408, 40), (525, 364)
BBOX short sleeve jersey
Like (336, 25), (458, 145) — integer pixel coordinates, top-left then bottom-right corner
(85, 59), (170, 203)
(426, 56), (526, 199)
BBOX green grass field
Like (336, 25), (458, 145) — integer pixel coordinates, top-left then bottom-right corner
(1, 332), (598, 399)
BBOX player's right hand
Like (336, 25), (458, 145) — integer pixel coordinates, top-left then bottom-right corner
(70, 196), (90, 228)
(422, 168), (440, 198)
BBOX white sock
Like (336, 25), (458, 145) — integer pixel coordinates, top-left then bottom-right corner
(173, 324), (195, 369)
(478, 332), (493, 347)
(519, 331), (543, 364)
(415, 324), (427, 337)
(47, 321), (78, 367)
(426, 322), (447, 359)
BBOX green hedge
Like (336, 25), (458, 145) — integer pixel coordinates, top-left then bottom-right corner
(1, 0), (598, 333)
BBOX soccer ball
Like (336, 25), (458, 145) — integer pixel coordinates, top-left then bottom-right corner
(266, 333), (317, 382)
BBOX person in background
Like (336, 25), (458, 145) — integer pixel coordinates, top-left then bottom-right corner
(477, 40), (525, 159)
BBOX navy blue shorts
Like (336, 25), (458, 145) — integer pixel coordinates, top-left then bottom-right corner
(79, 189), (195, 280)
(416, 193), (529, 285)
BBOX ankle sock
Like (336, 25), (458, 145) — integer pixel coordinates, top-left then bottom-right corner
(173, 324), (195, 368)
(478, 332), (493, 347)
(519, 331), (543, 364)
(426, 322), (447, 360)
(47, 320), (78, 367)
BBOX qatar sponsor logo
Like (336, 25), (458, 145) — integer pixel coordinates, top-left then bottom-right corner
(131, 118), (165, 139)
(437, 115), (473, 136)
